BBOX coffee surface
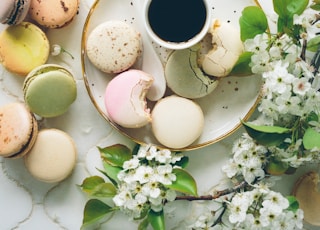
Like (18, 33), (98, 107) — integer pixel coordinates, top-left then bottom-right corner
(148, 0), (207, 43)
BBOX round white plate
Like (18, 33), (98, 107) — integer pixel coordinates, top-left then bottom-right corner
(81, 0), (262, 151)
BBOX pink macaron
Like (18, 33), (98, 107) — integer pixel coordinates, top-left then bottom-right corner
(104, 69), (153, 128)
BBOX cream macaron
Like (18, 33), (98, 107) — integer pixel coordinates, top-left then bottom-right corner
(104, 69), (153, 128)
(24, 129), (77, 183)
(29, 0), (79, 28)
(151, 95), (204, 149)
(0, 102), (38, 158)
(86, 20), (142, 74)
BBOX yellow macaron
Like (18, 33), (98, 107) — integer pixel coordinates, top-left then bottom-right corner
(0, 22), (50, 76)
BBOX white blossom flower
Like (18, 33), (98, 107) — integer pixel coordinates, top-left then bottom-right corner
(262, 191), (289, 211)
(51, 44), (74, 59)
(156, 164), (176, 185)
(142, 181), (161, 198)
(292, 77), (311, 95)
(123, 158), (139, 170)
(135, 165), (154, 184)
(155, 149), (172, 163)
(222, 159), (239, 178)
(113, 189), (132, 207)
(242, 158), (265, 184)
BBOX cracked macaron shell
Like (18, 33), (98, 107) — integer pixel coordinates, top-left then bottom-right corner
(23, 64), (77, 118)
(29, 0), (80, 28)
(165, 44), (219, 99)
(0, 22), (49, 76)
(0, 0), (31, 25)
(0, 103), (38, 158)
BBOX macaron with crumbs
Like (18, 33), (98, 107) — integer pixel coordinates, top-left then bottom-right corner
(0, 0), (31, 25)
(23, 64), (77, 118)
(24, 129), (77, 183)
(29, 0), (80, 28)
(86, 20), (142, 74)
(0, 22), (50, 76)
(0, 102), (38, 158)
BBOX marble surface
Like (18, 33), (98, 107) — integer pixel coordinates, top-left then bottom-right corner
(0, 0), (319, 229)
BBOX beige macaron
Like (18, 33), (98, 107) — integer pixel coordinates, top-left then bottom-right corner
(86, 20), (142, 74)
(29, 0), (79, 28)
(151, 95), (204, 149)
(24, 129), (77, 183)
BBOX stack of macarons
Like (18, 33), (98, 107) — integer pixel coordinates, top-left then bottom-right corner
(0, 102), (77, 183)
(0, 0), (80, 76)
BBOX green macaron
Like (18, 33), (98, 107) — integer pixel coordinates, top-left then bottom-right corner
(23, 64), (77, 118)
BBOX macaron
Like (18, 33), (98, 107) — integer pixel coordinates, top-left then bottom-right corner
(0, 22), (50, 76)
(0, 102), (38, 158)
(24, 129), (77, 183)
(28, 0), (80, 28)
(200, 19), (244, 77)
(0, 0), (31, 25)
(292, 171), (320, 226)
(104, 69), (153, 128)
(165, 44), (219, 99)
(86, 20), (142, 74)
(151, 95), (204, 149)
(23, 64), (77, 118)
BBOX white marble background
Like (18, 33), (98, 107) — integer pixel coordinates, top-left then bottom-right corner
(0, 0), (319, 229)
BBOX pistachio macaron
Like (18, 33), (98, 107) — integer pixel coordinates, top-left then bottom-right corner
(24, 129), (77, 183)
(0, 22), (50, 76)
(23, 64), (77, 118)
(0, 102), (38, 158)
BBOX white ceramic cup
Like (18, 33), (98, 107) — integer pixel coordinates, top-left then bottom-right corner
(143, 0), (212, 50)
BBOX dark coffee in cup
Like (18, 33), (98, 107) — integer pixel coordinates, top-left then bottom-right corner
(147, 0), (207, 43)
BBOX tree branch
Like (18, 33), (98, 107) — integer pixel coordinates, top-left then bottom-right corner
(175, 181), (248, 201)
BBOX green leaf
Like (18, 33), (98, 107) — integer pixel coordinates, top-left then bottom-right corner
(273, 0), (308, 32)
(101, 163), (122, 185)
(80, 176), (105, 193)
(81, 199), (114, 228)
(229, 52), (253, 76)
(306, 111), (319, 123)
(166, 168), (198, 196)
(92, 183), (117, 197)
(239, 6), (268, 41)
(286, 196), (300, 212)
(148, 210), (165, 230)
(98, 144), (132, 167)
(138, 218), (150, 230)
(273, 0), (308, 17)
(311, 0), (320, 11)
(242, 121), (291, 146)
(307, 36), (320, 52)
(174, 156), (189, 168)
(80, 176), (117, 197)
(303, 128), (320, 149)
